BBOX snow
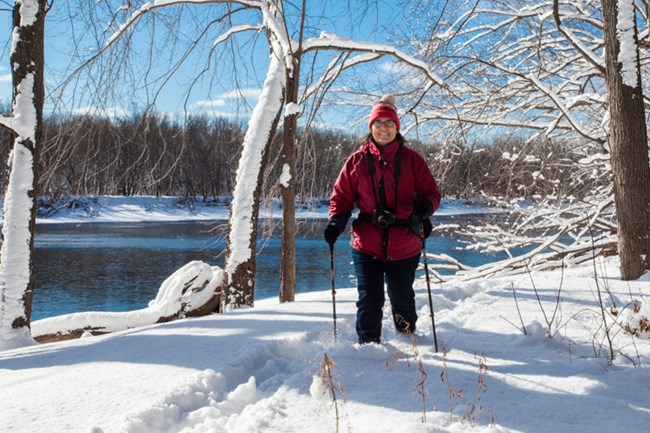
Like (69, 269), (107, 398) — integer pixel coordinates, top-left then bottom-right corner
(9, 72), (37, 140)
(279, 164), (291, 188)
(1, 250), (649, 432)
(301, 32), (444, 87)
(617, 0), (639, 88)
(9, 195), (494, 224)
(284, 102), (301, 118)
(16, 0), (39, 27)
(0, 139), (36, 349)
(212, 24), (263, 48)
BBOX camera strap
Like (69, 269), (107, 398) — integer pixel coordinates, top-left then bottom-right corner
(366, 145), (402, 209)
(366, 144), (403, 259)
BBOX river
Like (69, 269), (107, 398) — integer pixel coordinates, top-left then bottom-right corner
(33, 215), (504, 320)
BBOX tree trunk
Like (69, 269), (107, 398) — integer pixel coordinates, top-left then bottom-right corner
(0, 0), (46, 350)
(220, 46), (286, 310)
(601, 0), (650, 280)
(279, 64), (299, 303)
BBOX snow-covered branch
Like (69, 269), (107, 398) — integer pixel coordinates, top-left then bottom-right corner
(300, 52), (382, 104)
(105, 0), (261, 48)
(552, 0), (606, 73)
(213, 24), (263, 47)
(300, 32), (444, 87)
(409, 0), (610, 144)
(222, 36), (286, 308)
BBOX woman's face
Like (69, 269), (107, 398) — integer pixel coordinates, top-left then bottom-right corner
(370, 117), (398, 146)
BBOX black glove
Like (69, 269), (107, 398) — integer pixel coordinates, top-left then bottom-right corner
(324, 222), (340, 245)
(409, 214), (433, 238)
(324, 214), (348, 245)
(422, 217), (432, 238)
(412, 192), (434, 218)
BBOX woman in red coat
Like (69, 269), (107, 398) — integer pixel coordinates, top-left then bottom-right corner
(324, 95), (441, 344)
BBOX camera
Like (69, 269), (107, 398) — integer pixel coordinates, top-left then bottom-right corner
(372, 206), (396, 230)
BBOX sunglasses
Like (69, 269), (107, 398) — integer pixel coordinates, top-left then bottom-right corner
(372, 119), (396, 128)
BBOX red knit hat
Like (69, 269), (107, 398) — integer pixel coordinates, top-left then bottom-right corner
(368, 94), (400, 130)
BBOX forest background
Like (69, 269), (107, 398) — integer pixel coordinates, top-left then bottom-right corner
(0, 110), (588, 204)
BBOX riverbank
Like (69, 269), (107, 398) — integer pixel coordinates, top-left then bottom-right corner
(25, 195), (500, 224)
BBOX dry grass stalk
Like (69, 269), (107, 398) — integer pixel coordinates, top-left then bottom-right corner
(320, 352), (349, 433)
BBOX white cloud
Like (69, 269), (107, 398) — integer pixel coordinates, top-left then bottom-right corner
(188, 89), (261, 118)
(72, 106), (130, 118)
(192, 99), (227, 109)
(189, 89), (260, 112)
(380, 61), (412, 75)
(199, 109), (242, 118)
(219, 88), (261, 99)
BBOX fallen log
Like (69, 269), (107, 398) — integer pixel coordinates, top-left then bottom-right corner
(32, 260), (223, 343)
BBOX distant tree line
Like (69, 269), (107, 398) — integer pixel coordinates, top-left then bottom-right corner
(0, 112), (602, 204)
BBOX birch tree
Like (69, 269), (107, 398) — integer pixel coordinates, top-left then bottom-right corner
(0, 0), (48, 350)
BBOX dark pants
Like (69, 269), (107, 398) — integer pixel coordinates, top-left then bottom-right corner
(352, 250), (420, 344)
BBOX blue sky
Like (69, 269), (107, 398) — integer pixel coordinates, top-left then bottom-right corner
(0, 1), (415, 133)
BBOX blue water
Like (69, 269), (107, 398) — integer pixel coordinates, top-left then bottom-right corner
(33, 216), (505, 321)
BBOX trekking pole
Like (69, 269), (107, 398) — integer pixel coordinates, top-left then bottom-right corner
(329, 242), (338, 340)
(420, 223), (439, 352)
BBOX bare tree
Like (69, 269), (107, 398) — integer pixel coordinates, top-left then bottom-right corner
(404, 0), (649, 279)
(0, 0), (48, 350)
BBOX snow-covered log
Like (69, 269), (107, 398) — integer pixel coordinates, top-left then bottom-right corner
(32, 261), (223, 342)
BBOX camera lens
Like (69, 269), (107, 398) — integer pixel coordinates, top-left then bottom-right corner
(372, 206), (395, 230)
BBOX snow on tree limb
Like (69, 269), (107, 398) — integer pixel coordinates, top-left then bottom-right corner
(552, 0), (606, 74)
(0, 0), (45, 350)
(410, 0), (613, 145)
(8, 74), (38, 141)
(0, 139), (36, 349)
(105, 0), (262, 48)
(15, 0), (39, 26)
(616, 0), (640, 88)
(300, 32), (444, 87)
(300, 52), (382, 103)
(213, 24), (263, 48)
(528, 76), (602, 142)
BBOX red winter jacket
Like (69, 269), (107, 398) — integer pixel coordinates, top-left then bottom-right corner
(328, 139), (441, 260)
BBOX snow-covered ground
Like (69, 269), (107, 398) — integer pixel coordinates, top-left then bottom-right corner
(28, 195), (497, 224)
(1, 244), (649, 432)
